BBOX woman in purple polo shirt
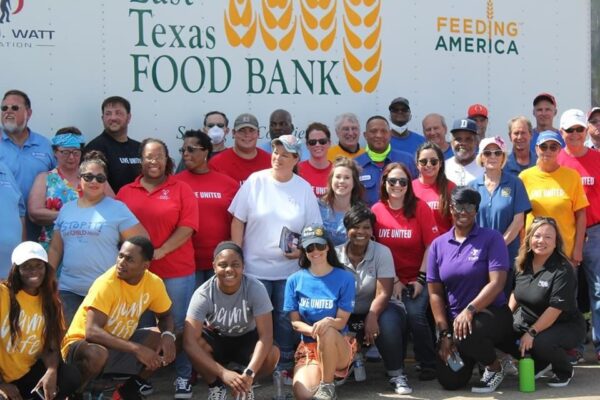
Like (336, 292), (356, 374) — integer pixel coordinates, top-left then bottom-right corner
(427, 187), (513, 393)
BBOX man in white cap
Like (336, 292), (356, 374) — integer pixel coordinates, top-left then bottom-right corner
(445, 118), (484, 186)
(557, 109), (600, 362)
(586, 107), (600, 150)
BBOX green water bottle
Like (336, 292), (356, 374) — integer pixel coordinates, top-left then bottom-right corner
(519, 353), (535, 392)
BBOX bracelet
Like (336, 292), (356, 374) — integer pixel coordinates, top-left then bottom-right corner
(161, 330), (176, 341)
(438, 329), (452, 341)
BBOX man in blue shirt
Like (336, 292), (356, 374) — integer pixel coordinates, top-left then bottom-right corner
(260, 109), (309, 160)
(422, 113), (453, 159)
(504, 116), (537, 176)
(355, 116), (417, 206)
(0, 89), (55, 241)
(388, 97), (425, 156)
(531, 92), (562, 150)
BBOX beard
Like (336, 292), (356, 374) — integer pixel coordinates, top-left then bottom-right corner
(2, 120), (26, 134)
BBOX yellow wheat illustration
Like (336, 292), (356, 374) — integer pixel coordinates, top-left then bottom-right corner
(224, 0), (258, 48)
(342, 0), (382, 93)
(487, 0), (494, 39)
(299, 0), (337, 51)
(259, 0), (297, 50)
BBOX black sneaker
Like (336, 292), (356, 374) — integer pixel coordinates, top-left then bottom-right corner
(130, 376), (154, 396)
(471, 366), (505, 393)
(548, 369), (574, 388)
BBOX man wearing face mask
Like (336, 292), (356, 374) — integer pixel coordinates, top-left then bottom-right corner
(388, 97), (426, 157)
(204, 111), (230, 158)
(445, 118), (484, 186)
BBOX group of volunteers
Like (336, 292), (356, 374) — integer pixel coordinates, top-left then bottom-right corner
(0, 87), (599, 400)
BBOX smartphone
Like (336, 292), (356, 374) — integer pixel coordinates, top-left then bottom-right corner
(447, 350), (465, 372)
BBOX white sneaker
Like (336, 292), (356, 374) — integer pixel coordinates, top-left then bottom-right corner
(174, 376), (193, 399)
(471, 366), (505, 393)
(207, 384), (227, 400)
(389, 374), (412, 395)
(500, 354), (518, 376)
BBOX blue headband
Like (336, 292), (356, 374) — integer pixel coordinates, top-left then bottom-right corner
(51, 133), (85, 148)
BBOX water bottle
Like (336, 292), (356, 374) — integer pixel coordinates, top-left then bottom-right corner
(272, 371), (286, 400)
(519, 353), (535, 392)
(353, 353), (367, 382)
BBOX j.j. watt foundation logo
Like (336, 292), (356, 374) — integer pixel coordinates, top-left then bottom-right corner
(435, 0), (519, 55)
(0, 0), (24, 24)
(223, 0), (383, 93)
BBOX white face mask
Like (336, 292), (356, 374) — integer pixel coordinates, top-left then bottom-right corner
(390, 121), (408, 133)
(207, 126), (225, 144)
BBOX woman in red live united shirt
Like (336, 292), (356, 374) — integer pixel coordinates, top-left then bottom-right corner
(117, 138), (199, 395)
(372, 162), (440, 379)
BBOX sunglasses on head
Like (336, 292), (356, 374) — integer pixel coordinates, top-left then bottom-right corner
(80, 173), (107, 183)
(482, 150), (503, 157)
(451, 203), (477, 213)
(564, 126), (586, 134)
(1, 105), (21, 112)
(179, 145), (205, 154)
(307, 138), (329, 146)
(305, 243), (327, 253)
(386, 177), (408, 187)
(417, 158), (439, 167)
(538, 143), (560, 152)
(533, 216), (557, 226)
(207, 123), (225, 129)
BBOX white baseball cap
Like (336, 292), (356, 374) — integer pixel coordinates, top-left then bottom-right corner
(560, 109), (587, 130)
(11, 241), (48, 266)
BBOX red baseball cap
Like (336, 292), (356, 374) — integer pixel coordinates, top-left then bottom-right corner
(467, 104), (488, 119)
(533, 93), (557, 107)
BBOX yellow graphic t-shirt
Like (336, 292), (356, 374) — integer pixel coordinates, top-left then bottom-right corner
(61, 267), (172, 358)
(0, 285), (46, 382)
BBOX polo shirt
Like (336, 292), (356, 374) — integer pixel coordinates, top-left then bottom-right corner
(336, 240), (395, 314)
(444, 157), (484, 186)
(513, 254), (579, 329)
(0, 161), (24, 278)
(427, 224), (509, 319)
(557, 149), (600, 227)
(503, 150), (537, 176)
(355, 149), (418, 206)
(208, 147), (271, 185)
(390, 130), (426, 156)
(116, 175), (198, 278)
(468, 171), (531, 266)
(297, 160), (332, 197)
(327, 144), (365, 161)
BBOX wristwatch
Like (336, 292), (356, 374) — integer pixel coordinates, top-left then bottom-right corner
(466, 304), (477, 315)
(243, 368), (255, 379)
(527, 328), (538, 338)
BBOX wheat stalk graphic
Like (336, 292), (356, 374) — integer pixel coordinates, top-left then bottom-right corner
(224, 0), (258, 48)
(487, 0), (494, 39)
(342, 0), (382, 92)
(259, 0), (298, 50)
(299, 0), (337, 51)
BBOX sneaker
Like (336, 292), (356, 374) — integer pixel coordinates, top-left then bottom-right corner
(548, 369), (574, 388)
(471, 366), (505, 393)
(112, 376), (146, 400)
(566, 348), (585, 365)
(312, 381), (337, 400)
(207, 384), (227, 400)
(389, 374), (412, 395)
(535, 363), (553, 379)
(500, 355), (518, 377)
(174, 377), (193, 399)
(131, 376), (154, 396)
(418, 366), (437, 381)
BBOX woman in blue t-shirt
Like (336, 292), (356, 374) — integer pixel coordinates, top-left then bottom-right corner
(284, 224), (356, 400)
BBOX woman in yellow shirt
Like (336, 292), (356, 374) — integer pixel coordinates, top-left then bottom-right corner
(0, 242), (80, 400)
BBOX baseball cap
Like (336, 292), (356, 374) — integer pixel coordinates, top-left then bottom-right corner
(588, 107), (600, 121)
(536, 130), (562, 146)
(234, 113), (259, 130)
(533, 93), (557, 107)
(479, 136), (507, 153)
(389, 97), (410, 111)
(11, 241), (48, 266)
(301, 224), (328, 248)
(468, 104), (488, 119)
(451, 118), (478, 135)
(272, 134), (302, 154)
(560, 109), (587, 130)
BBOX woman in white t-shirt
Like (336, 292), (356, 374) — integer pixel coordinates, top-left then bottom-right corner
(229, 135), (322, 375)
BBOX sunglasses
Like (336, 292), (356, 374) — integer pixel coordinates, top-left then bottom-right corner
(386, 177), (409, 187)
(1, 105), (21, 112)
(58, 149), (82, 157)
(207, 123), (225, 129)
(482, 150), (503, 157)
(451, 203), (477, 213)
(533, 216), (558, 226)
(80, 173), (107, 183)
(538, 143), (560, 152)
(564, 126), (586, 134)
(307, 138), (329, 146)
(305, 243), (327, 253)
(417, 158), (439, 167)
(179, 145), (205, 154)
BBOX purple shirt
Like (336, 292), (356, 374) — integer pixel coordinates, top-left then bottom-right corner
(427, 224), (509, 319)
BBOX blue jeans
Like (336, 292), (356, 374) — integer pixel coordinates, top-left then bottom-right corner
(164, 274), (195, 379)
(583, 224), (600, 352)
(259, 279), (298, 370)
(375, 301), (408, 373)
(402, 285), (436, 369)
(195, 269), (214, 289)
(59, 291), (85, 327)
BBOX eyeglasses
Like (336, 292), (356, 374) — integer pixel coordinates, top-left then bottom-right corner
(1, 105), (21, 112)
(386, 177), (408, 187)
(58, 149), (82, 157)
(564, 126), (586, 134)
(179, 145), (205, 154)
(80, 173), (107, 183)
(19, 263), (46, 273)
(207, 123), (225, 129)
(451, 203), (477, 213)
(533, 216), (557, 226)
(482, 150), (503, 157)
(538, 143), (560, 152)
(417, 158), (439, 167)
(305, 243), (327, 253)
(307, 138), (329, 146)
(143, 156), (166, 163)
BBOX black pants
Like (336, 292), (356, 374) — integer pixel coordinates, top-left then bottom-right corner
(11, 359), (81, 400)
(436, 305), (513, 390)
